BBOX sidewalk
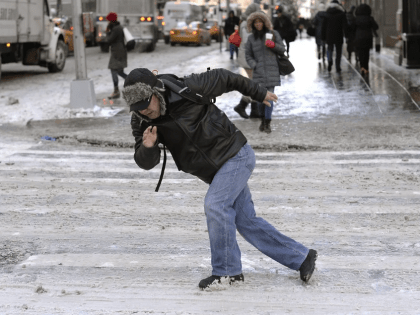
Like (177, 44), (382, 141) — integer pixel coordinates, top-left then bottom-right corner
(3, 37), (420, 151)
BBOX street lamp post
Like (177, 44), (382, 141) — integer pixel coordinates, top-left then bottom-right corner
(70, 0), (96, 108)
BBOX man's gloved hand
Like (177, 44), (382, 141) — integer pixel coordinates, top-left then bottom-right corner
(265, 40), (275, 48)
(143, 126), (158, 148)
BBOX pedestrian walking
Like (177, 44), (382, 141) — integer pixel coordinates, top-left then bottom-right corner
(224, 10), (240, 60)
(245, 12), (285, 133)
(106, 12), (128, 99)
(123, 67), (317, 289)
(272, 7), (296, 57)
(346, 6), (357, 63)
(297, 18), (306, 40)
(234, 2), (263, 119)
(352, 4), (379, 75)
(228, 25), (241, 59)
(321, 0), (348, 72)
(312, 3), (327, 62)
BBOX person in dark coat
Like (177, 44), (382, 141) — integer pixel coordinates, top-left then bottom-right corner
(234, 2), (262, 119)
(321, 0), (348, 72)
(224, 10), (240, 59)
(106, 12), (128, 99)
(312, 3), (327, 61)
(346, 6), (357, 62)
(352, 4), (379, 75)
(246, 11), (285, 133)
(272, 6), (296, 57)
(123, 67), (317, 289)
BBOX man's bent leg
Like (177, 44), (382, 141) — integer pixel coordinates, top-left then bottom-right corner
(204, 144), (254, 276)
(234, 185), (309, 271)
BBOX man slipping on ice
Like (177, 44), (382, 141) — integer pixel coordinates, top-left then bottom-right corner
(123, 68), (317, 289)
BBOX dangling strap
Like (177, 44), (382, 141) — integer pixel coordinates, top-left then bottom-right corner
(155, 144), (167, 192)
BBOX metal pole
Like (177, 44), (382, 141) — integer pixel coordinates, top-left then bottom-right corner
(72, 0), (87, 80)
(70, 0), (96, 108)
(57, 0), (62, 17)
(219, 0), (222, 52)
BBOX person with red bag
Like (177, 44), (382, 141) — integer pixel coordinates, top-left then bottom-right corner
(229, 25), (242, 58)
(224, 11), (240, 59)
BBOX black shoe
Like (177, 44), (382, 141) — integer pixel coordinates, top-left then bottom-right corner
(264, 119), (271, 134)
(327, 63), (332, 72)
(336, 67), (341, 73)
(199, 275), (221, 289)
(299, 249), (318, 283)
(250, 102), (263, 119)
(199, 273), (244, 289)
(230, 273), (244, 284)
(259, 118), (265, 132)
(234, 100), (250, 119)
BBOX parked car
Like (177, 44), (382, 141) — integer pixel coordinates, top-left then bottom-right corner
(170, 21), (211, 46)
(205, 19), (223, 42)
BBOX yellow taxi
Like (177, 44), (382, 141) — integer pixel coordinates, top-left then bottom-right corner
(205, 19), (223, 42)
(170, 21), (211, 46)
(53, 17), (87, 55)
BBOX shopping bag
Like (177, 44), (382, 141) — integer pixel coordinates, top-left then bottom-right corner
(123, 27), (135, 51)
(276, 54), (295, 76)
(229, 31), (242, 48)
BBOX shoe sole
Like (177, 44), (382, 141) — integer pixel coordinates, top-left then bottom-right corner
(302, 251), (318, 283)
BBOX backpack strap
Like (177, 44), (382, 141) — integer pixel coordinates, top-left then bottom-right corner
(154, 144), (166, 192)
(159, 75), (215, 106)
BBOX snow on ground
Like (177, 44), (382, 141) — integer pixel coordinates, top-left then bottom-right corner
(0, 43), (220, 125)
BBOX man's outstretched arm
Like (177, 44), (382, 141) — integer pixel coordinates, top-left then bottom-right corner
(184, 68), (273, 105)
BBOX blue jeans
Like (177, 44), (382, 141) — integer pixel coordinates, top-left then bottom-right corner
(111, 69), (128, 88)
(230, 43), (238, 58)
(204, 143), (309, 276)
(257, 86), (275, 119)
(327, 43), (343, 70)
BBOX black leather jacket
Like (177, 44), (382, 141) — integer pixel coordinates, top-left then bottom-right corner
(130, 68), (267, 184)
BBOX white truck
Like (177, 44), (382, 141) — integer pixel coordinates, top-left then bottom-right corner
(95, 0), (158, 53)
(163, 1), (204, 45)
(0, 0), (67, 80)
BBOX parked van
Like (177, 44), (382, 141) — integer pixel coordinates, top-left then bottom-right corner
(163, 1), (204, 44)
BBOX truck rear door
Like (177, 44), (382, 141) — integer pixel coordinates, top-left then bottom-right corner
(0, 0), (19, 43)
(15, 0), (43, 43)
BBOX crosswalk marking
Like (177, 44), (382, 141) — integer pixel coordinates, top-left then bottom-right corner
(17, 254), (420, 271)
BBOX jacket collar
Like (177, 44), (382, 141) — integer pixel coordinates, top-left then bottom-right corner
(327, 3), (344, 12)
